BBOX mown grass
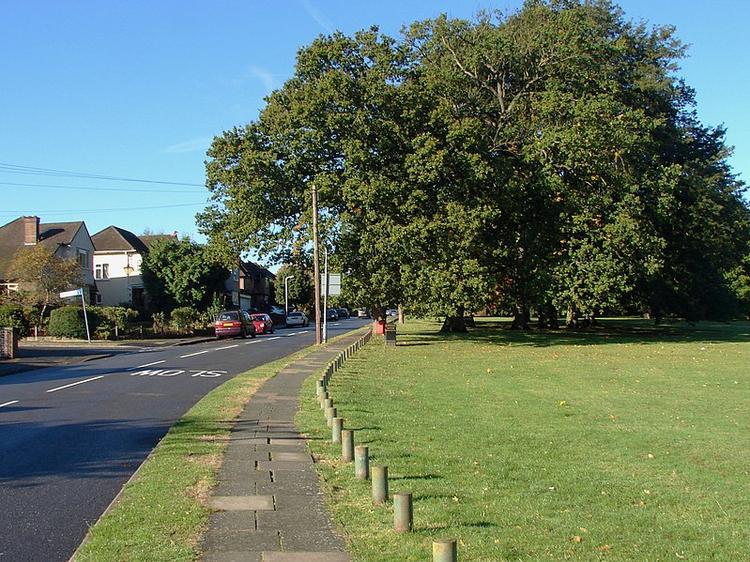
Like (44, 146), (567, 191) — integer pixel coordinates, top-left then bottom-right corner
(298, 318), (750, 561)
(74, 347), (316, 562)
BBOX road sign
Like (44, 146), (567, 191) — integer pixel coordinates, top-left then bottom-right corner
(59, 288), (83, 298)
(321, 273), (341, 296)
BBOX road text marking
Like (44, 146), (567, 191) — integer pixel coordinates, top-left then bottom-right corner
(180, 350), (211, 358)
(47, 376), (105, 393)
(136, 360), (166, 368)
(0, 400), (19, 408)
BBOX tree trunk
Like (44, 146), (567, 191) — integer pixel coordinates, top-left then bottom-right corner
(440, 305), (467, 333)
(537, 304), (559, 329)
(398, 304), (405, 325)
(566, 305), (578, 328)
(511, 304), (530, 330)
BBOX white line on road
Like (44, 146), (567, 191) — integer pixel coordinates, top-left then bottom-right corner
(180, 350), (211, 358)
(0, 400), (19, 408)
(47, 376), (105, 393)
(266, 336), (282, 341)
(244, 340), (260, 345)
(216, 344), (239, 350)
(135, 360), (166, 368)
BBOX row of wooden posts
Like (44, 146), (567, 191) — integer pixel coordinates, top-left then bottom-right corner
(316, 328), (458, 562)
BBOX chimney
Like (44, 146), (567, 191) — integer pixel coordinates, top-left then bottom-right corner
(23, 216), (39, 245)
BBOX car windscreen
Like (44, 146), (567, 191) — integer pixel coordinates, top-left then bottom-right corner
(218, 312), (239, 321)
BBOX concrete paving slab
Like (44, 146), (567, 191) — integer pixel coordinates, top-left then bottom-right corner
(202, 530), (280, 552)
(262, 553), (350, 562)
(257, 461), (310, 472)
(270, 452), (311, 462)
(203, 552), (262, 562)
(209, 496), (275, 511)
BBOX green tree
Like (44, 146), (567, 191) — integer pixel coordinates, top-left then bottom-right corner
(274, 263), (313, 312)
(7, 244), (83, 308)
(141, 238), (228, 312)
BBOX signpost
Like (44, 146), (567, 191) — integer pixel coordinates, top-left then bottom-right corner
(59, 288), (90, 343)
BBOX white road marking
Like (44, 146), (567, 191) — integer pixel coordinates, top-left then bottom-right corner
(180, 350), (211, 358)
(135, 360), (165, 368)
(266, 336), (282, 341)
(216, 344), (239, 350)
(0, 400), (19, 408)
(47, 376), (104, 393)
(244, 340), (260, 345)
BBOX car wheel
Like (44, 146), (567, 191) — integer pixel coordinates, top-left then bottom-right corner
(270, 327), (274, 334)
(240, 328), (246, 339)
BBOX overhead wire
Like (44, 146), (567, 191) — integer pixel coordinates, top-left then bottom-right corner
(0, 161), (205, 187)
(0, 180), (205, 194)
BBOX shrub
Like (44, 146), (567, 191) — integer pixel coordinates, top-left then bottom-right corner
(152, 311), (167, 334)
(94, 306), (138, 339)
(170, 306), (198, 334)
(48, 306), (100, 339)
(0, 304), (29, 337)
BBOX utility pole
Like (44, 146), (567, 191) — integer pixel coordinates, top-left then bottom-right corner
(323, 248), (328, 343)
(312, 183), (322, 345)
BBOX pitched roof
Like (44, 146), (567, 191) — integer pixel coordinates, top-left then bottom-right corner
(37, 222), (85, 249)
(92, 226), (149, 253)
(138, 234), (178, 247)
(0, 217), (85, 279)
(241, 260), (276, 280)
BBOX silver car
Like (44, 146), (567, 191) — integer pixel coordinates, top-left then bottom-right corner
(285, 311), (309, 327)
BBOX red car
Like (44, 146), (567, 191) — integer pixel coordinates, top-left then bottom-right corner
(250, 313), (274, 334)
(215, 310), (256, 339)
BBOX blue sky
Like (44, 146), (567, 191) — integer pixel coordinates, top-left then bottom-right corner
(1, 0), (747, 254)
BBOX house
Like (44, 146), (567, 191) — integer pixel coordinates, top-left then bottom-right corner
(0, 216), (96, 300)
(91, 227), (176, 309)
(225, 260), (276, 311)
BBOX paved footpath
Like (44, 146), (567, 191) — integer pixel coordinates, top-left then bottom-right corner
(200, 333), (364, 562)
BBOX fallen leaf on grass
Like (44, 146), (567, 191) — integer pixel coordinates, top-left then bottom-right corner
(572, 535), (583, 543)
(596, 544), (613, 552)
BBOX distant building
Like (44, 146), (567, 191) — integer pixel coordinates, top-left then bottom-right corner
(225, 260), (276, 311)
(0, 216), (96, 300)
(91, 227), (176, 309)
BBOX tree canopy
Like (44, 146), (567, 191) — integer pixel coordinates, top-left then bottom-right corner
(7, 244), (83, 308)
(140, 238), (228, 312)
(198, 0), (749, 329)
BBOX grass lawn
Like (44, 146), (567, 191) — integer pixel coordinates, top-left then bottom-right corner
(298, 318), (750, 561)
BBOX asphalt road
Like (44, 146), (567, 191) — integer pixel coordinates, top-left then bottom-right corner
(0, 319), (369, 562)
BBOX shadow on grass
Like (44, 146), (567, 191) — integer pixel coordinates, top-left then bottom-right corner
(391, 473), (443, 481)
(396, 318), (750, 348)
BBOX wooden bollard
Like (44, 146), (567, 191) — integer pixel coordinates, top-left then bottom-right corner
(433, 539), (457, 562)
(325, 406), (336, 427)
(354, 445), (369, 480)
(319, 391), (328, 409)
(341, 429), (354, 462)
(316, 380), (324, 397)
(372, 465), (388, 504)
(394, 492), (413, 532)
(332, 417), (343, 443)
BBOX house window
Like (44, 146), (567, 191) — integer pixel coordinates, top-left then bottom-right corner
(77, 249), (89, 268)
(95, 263), (109, 280)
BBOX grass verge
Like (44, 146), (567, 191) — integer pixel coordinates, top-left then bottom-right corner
(74, 346), (317, 562)
(298, 318), (750, 561)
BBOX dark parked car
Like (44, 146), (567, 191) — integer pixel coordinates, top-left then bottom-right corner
(336, 307), (350, 319)
(215, 310), (256, 339)
(250, 313), (274, 334)
(326, 308), (339, 321)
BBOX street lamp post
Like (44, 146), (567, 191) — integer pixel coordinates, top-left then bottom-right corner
(284, 275), (295, 323)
